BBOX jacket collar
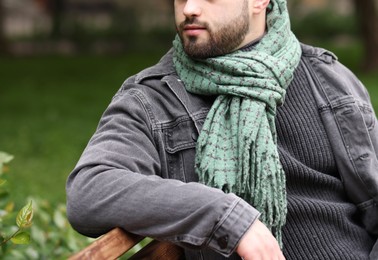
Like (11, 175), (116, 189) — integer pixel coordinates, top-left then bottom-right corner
(301, 43), (338, 61)
(135, 49), (176, 84)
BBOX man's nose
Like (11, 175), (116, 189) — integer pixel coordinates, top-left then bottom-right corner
(183, 0), (202, 18)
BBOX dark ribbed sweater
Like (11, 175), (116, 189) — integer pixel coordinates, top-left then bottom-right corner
(276, 61), (375, 259)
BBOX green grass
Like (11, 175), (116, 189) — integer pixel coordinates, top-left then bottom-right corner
(0, 51), (165, 207)
(0, 45), (377, 209)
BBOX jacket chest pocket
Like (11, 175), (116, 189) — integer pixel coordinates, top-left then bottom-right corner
(163, 118), (203, 183)
(357, 101), (375, 131)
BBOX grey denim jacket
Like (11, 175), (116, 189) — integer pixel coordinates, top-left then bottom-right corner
(66, 44), (378, 259)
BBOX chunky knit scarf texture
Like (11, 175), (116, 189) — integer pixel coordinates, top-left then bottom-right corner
(173, 0), (301, 245)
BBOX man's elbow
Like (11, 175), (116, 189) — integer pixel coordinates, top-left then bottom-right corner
(66, 190), (107, 238)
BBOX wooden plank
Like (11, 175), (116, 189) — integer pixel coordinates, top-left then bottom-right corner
(129, 240), (184, 260)
(69, 228), (143, 260)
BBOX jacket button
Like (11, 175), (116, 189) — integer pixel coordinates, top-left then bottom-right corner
(217, 235), (229, 249)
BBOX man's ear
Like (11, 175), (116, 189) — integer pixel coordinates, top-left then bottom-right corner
(252, 0), (270, 14)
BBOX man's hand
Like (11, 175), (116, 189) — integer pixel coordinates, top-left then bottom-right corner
(236, 219), (285, 260)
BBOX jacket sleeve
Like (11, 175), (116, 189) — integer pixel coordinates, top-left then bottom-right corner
(332, 60), (378, 258)
(332, 60), (378, 238)
(65, 83), (260, 257)
(303, 50), (378, 258)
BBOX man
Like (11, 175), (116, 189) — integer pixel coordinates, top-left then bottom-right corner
(66, 0), (378, 259)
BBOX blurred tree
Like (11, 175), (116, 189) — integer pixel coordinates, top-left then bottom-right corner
(0, 0), (7, 54)
(49, 0), (65, 39)
(35, 0), (65, 39)
(352, 0), (378, 71)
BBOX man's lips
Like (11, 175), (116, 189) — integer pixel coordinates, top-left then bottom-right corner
(183, 24), (207, 36)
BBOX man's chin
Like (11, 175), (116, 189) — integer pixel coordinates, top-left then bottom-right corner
(185, 44), (226, 59)
(184, 46), (211, 59)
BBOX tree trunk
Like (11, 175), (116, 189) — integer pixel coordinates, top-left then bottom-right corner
(47, 0), (65, 39)
(352, 0), (378, 71)
(0, 0), (8, 54)
(33, 0), (62, 38)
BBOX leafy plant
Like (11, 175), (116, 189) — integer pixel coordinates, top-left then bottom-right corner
(2, 201), (33, 245)
(20, 197), (94, 259)
(0, 152), (34, 256)
(0, 151), (93, 259)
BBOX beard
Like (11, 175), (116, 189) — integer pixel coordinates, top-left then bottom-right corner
(177, 1), (250, 59)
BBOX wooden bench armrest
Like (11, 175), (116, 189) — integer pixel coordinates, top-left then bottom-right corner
(69, 228), (184, 260)
(129, 239), (184, 260)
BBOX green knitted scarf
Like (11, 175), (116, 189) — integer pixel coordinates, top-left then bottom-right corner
(173, 0), (301, 245)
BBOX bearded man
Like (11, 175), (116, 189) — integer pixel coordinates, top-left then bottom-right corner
(67, 0), (378, 259)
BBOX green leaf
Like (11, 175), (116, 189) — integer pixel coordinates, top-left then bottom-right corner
(53, 209), (66, 229)
(0, 179), (6, 186)
(30, 225), (46, 246)
(0, 152), (14, 175)
(0, 190), (10, 201)
(16, 201), (33, 228)
(0, 209), (8, 218)
(10, 232), (30, 245)
(0, 152), (13, 165)
(5, 202), (15, 213)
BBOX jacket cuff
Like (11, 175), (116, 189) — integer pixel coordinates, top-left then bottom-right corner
(207, 195), (260, 257)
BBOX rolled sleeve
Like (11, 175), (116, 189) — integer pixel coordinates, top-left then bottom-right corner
(207, 195), (260, 257)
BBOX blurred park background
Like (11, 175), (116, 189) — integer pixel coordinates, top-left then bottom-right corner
(0, 0), (377, 258)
